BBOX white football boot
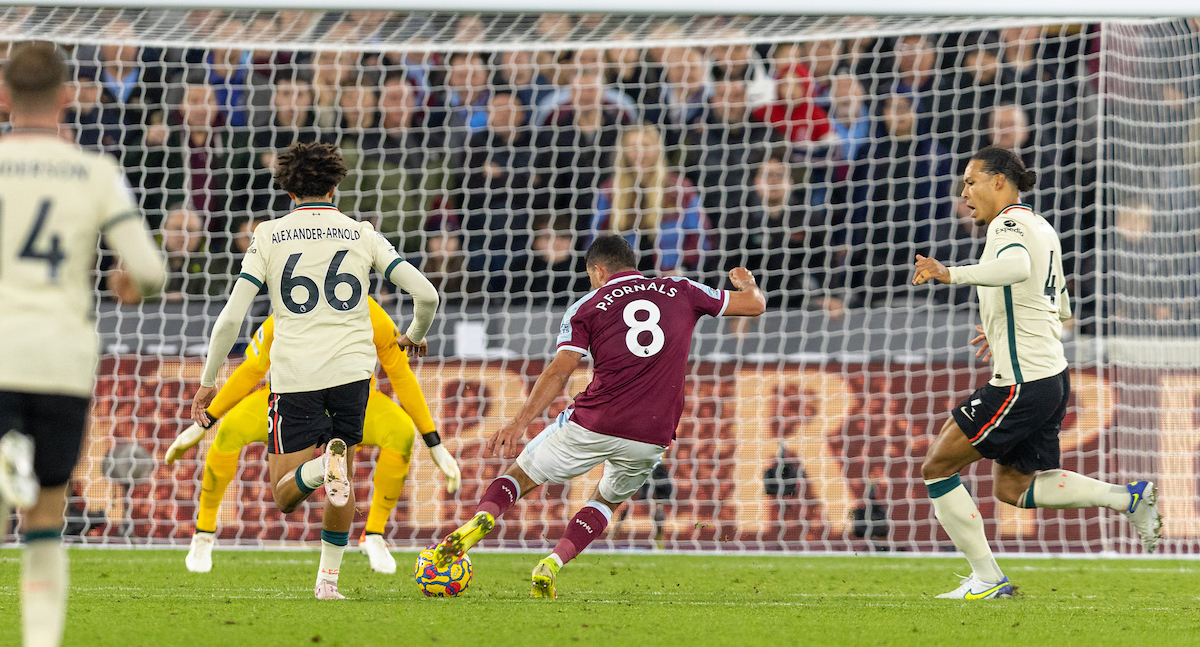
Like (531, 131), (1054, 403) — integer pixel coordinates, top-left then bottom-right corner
(0, 432), (38, 510)
(360, 533), (397, 574)
(1123, 480), (1163, 553)
(185, 532), (215, 573)
(314, 579), (345, 600)
(323, 439), (350, 507)
(936, 574), (1013, 600)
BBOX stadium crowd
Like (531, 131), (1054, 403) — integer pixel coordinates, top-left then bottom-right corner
(14, 10), (1099, 313)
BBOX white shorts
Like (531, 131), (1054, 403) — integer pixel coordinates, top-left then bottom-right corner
(516, 410), (667, 504)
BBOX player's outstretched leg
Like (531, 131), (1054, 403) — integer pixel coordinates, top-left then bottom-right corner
(431, 472), (531, 568)
(1007, 469), (1163, 553)
(186, 446), (239, 573)
(532, 500), (614, 599)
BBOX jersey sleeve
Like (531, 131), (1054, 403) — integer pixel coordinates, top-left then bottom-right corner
(366, 225), (404, 279)
(237, 227), (267, 288)
(370, 299), (437, 434)
(684, 279), (729, 318)
(556, 297), (592, 355)
(96, 157), (141, 230)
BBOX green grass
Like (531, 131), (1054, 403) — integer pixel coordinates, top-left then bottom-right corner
(1, 549), (1197, 646)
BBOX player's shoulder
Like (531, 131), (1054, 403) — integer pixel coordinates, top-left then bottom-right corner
(563, 287), (603, 320)
(663, 275), (722, 299)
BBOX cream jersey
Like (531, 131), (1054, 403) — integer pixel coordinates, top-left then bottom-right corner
(0, 134), (159, 397)
(949, 203), (1071, 387)
(238, 202), (404, 393)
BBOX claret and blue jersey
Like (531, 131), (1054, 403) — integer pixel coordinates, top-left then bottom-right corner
(555, 270), (729, 447)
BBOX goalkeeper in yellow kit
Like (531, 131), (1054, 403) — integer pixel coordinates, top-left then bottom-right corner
(166, 296), (460, 574)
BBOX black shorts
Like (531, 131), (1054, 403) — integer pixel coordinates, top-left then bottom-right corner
(951, 369), (1071, 474)
(266, 379), (369, 455)
(0, 390), (90, 487)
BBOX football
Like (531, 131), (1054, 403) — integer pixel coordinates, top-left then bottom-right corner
(413, 547), (472, 597)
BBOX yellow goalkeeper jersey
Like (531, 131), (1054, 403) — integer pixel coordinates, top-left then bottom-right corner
(206, 296), (435, 434)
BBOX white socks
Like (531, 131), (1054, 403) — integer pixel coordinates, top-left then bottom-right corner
(317, 540), (345, 584)
(23, 536), (68, 647)
(1019, 470), (1131, 511)
(297, 458), (326, 492)
(926, 476), (1005, 583)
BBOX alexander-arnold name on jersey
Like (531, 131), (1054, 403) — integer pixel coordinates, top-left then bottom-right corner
(593, 281), (678, 311)
(270, 226), (362, 244)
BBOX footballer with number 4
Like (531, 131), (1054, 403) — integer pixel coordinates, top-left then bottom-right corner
(428, 235), (765, 598)
(912, 146), (1162, 600)
(0, 43), (166, 647)
(189, 141), (439, 600)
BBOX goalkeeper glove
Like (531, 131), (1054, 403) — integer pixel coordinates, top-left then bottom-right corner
(422, 431), (461, 493)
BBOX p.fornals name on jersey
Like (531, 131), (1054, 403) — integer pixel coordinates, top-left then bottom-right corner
(270, 226), (362, 244)
(593, 282), (678, 311)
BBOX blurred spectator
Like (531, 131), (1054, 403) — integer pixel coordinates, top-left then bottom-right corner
(660, 47), (713, 147)
(934, 33), (1019, 170)
(201, 19), (272, 128)
(65, 67), (108, 149)
(250, 70), (318, 213)
(592, 126), (710, 274)
(442, 51), (491, 133)
(745, 157), (845, 315)
(422, 214), (465, 296)
(463, 91), (535, 289)
(492, 50), (554, 123)
(605, 36), (665, 124)
(684, 79), (780, 257)
(337, 79), (449, 254)
(710, 28), (776, 108)
(801, 39), (843, 114)
(890, 34), (941, 136)
(247, 14), (293, 76)
(532, 13), (573, 79)
(507, 225), (588, 304)
(533, 69), (624, 229)
(849, 94), (953, 307)
(310, 47), (362, 129)
(159, 208), (225, 300)
(827, 72), (871, 162)
(752, 62), (833, 146)
(142, 75), (251, 225)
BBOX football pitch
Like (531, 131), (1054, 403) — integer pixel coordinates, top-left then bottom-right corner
(1, 550), (1197, 646)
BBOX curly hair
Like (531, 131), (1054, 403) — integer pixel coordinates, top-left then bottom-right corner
(274, 142), (348, 199)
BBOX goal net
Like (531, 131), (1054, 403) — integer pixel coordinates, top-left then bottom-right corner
(3, 7), (1198, 555)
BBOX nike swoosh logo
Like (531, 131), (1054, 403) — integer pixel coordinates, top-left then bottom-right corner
(964, 582), (1008, 600)
(1129, 492), (1140, 513)
(960, 406), (975, 421)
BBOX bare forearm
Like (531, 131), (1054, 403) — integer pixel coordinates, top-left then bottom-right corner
(511, 367), (572, 428)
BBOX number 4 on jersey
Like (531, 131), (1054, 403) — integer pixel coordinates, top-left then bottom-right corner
(1043, 251), (1057, 306)
(1, 199), (65, 282)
